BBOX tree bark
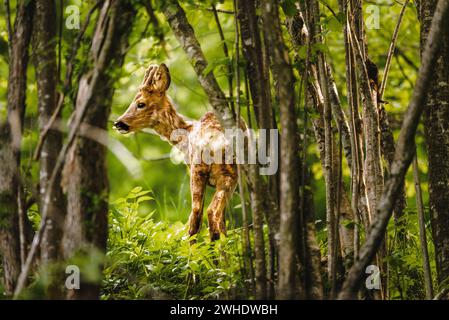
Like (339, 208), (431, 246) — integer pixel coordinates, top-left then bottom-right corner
(0, 0), (34, 296)
(237, 0), (280, 298)
(302, 164), (324, 299)
(350, 20), (384, 222)
(338, 0), (370, 244)
(234, 0), (267, 299)
(419, 0), (449, 297)
(247, 163), (267, 299)
(237, 0), (280, 239)
(348, 3), (387, 298)
(32, 0), (65, 270)
(261, 0), (301, 300)
(61, 0), (135, 299)
(32, 0), (66, 298)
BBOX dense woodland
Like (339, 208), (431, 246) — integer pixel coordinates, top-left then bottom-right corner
(0, 0), (448, 300)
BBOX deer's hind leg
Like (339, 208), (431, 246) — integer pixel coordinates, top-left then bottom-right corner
(207, 166), (237, 241)
(188, 165), (208, 241)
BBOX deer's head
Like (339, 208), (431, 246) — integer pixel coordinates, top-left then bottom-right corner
(114, 63), (171, 134)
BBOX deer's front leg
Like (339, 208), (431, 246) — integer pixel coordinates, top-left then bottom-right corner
(188, 165), (208, 241)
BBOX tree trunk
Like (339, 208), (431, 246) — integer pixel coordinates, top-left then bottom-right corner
(348, 2), (387, 298)
(32, 0), (65, 298)
(0, 0), (34, 296)
(419, 0), (449, 297)
(261, 0), (301, 299)
(247, 164), (267, 299)
(302, 165), (324, 299)
(338, 0), (370, 242)
(351, 16), (384, 224)
(61, 0), (135, 299)
(237, 0), (280, 298)
(237, 0), (280, 243)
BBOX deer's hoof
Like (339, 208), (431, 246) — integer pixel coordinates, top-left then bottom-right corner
(210, 232), (220, 241)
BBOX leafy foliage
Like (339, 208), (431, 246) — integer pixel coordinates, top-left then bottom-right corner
(102, 188), (249, 300)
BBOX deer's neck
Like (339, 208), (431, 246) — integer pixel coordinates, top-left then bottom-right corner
(153, 97), (192, 145)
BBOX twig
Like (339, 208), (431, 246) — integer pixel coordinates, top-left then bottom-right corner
(395, 55), (415, 88)
(319, 0), (339, 20)
(141, 154), (171, 161)
(379, 0), (410, 99)
(206, 8), (234, 15)
(394, 46), (419, 71)
(212, 4), (235, 116)
(433, 288), (448, 300)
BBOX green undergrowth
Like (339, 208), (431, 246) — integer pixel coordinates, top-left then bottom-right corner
(102, 187), (249, 300)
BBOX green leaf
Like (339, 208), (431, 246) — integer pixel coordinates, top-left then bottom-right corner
(112, 197), (126, 205)
(130, 186), (143, 194)
(137, 196), (153, 204)
(137, 190), (151, 196)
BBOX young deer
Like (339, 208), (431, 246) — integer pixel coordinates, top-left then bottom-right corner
(114, 64), (243, 241)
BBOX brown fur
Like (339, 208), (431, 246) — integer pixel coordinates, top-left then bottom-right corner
(114, 64), (239, 241)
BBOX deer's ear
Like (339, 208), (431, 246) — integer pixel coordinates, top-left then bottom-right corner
(142, 64), (156, 85)
(154, 63), (171, 92)
(142, 64), (170, 92)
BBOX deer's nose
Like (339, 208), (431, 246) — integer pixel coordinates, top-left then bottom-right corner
(114, 121), (130, 132)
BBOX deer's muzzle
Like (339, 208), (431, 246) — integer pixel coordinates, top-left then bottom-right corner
(114, 120), (130, 133)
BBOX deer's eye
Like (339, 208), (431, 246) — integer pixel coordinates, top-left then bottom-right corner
(137, 102), (146, 109)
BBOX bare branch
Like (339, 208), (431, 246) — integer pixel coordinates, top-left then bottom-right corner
(379, 0), (410, 99)
(161, 0), (235, 129)
(212, 4), (234, 114)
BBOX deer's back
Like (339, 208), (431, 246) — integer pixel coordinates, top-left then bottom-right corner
(188, 112), (245, 187)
